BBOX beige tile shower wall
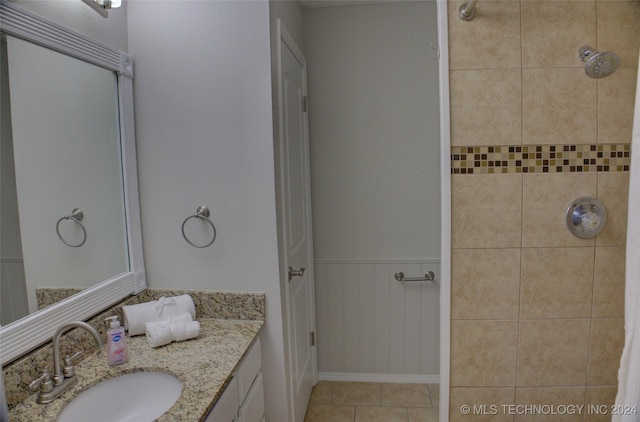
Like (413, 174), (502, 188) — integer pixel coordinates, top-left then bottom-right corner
(447, 1), (639, 421)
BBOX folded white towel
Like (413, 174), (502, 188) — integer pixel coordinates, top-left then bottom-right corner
(170, 321), (200, 342)
(145, 317), (200, 348)
(145, 322), (172, 348)
(123, 294), (196, 336)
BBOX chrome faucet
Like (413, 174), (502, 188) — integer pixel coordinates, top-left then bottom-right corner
(30, 321), (103, 404)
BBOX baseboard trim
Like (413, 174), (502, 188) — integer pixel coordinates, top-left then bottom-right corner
(318, 372), (439, 384)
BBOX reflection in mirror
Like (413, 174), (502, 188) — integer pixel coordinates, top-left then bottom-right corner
(0, 35), (128, 326)
(0, 1), (143, 366)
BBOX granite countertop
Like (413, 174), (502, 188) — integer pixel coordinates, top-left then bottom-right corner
(9, 318), (263, 421)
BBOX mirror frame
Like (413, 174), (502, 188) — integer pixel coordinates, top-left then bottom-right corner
(0, 1), (145, 365)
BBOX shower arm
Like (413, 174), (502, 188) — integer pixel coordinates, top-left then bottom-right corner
(458, 0), (479, 21)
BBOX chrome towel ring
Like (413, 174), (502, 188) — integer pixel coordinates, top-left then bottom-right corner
(181, 206), (217, 248)
(56, 208), (87, 248)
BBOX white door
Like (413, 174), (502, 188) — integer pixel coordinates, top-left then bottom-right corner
(276, 20), (317, 422)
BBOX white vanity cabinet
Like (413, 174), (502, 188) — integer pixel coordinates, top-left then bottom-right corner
(205, 338), (265, 422)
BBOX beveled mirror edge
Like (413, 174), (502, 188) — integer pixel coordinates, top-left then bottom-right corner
(0, 1), (145, 366)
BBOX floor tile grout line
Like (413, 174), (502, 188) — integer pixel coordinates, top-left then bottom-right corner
(305, 381), (440, 421)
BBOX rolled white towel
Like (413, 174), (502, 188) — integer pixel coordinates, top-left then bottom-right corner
(170, 321), (200, 342)
(145, 320), (200, 348)
(123, 294), (196, 336)
(145, 313), (197, 348)
(145, 321), (172, 348)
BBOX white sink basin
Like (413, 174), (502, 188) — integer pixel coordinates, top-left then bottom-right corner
(58, 372), (182, 422)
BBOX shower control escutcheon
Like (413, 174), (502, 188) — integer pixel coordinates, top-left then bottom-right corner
(288, 266), (306, 281)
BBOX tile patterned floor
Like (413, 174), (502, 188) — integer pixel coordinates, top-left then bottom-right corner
(304, 381), (439, 422)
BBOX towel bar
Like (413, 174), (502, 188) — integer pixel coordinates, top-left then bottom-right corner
(394, 271), (435, 283)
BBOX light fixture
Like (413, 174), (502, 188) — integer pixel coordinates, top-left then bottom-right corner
(81, 0), (121, 18)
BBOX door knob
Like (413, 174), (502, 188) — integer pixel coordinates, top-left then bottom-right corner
(288, 266), (306, 281)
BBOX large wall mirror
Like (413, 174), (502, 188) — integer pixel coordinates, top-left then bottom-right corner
(0, 2), (145, 365)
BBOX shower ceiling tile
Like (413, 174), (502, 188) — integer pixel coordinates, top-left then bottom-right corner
(451, 248), (520, 320)
(520, 247), (594, 319)
(448, 1), (521, 70)
(596, 172), (630, 246)
(597, 0), (640, 68)
(517, 319), (591, 387)
(522, 173), (597, 247)
(523, 68), (597, 145)
(450, 69), (522, 147)
(598, 67), (638, 144)
(522, 1), (596, 69)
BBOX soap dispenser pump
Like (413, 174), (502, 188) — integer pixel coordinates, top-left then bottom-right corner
(105, 316), (129, 366)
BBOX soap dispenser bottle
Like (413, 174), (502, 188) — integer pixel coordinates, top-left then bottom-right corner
(105, 316), (129, 366)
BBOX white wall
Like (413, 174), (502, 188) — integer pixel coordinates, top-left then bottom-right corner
(304, 2), (441, 261)
(303, 2), (441, 378)
(127, 1), (290, 421)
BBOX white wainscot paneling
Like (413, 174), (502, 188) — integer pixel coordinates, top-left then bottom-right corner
(315, 259), (440, 383)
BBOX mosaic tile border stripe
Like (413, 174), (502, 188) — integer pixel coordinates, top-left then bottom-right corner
(451, 144), (631, 174)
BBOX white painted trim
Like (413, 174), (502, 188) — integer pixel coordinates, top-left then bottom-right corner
(274, 19), (295, 422)
(319, 372), (439, 384)
(0, 2), (144, 365)
(0, 257), (23, 262)
(437, 1), (451, 421)
(0, 273), (136, 363)
(302, 1), (409, 9)
(0, 2), (132, 77)
(276, 18), (318, 422)
(314, 258), (441, 264)
(118, 76), (146, 294)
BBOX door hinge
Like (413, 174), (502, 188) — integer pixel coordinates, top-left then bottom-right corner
(303, 95), (308, 112)
(310, 331), (315, 346)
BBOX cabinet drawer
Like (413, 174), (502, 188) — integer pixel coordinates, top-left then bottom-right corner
(238, 372), (264, 422)
(238, 338), (261, 400)
(204, 376), (239, 422)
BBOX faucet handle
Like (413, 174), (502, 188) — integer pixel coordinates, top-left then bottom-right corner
(29, 367), (53, 393)
(63, 351), (83, 377)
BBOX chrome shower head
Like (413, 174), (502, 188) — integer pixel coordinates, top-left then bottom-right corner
(578, 46), (620, 79)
